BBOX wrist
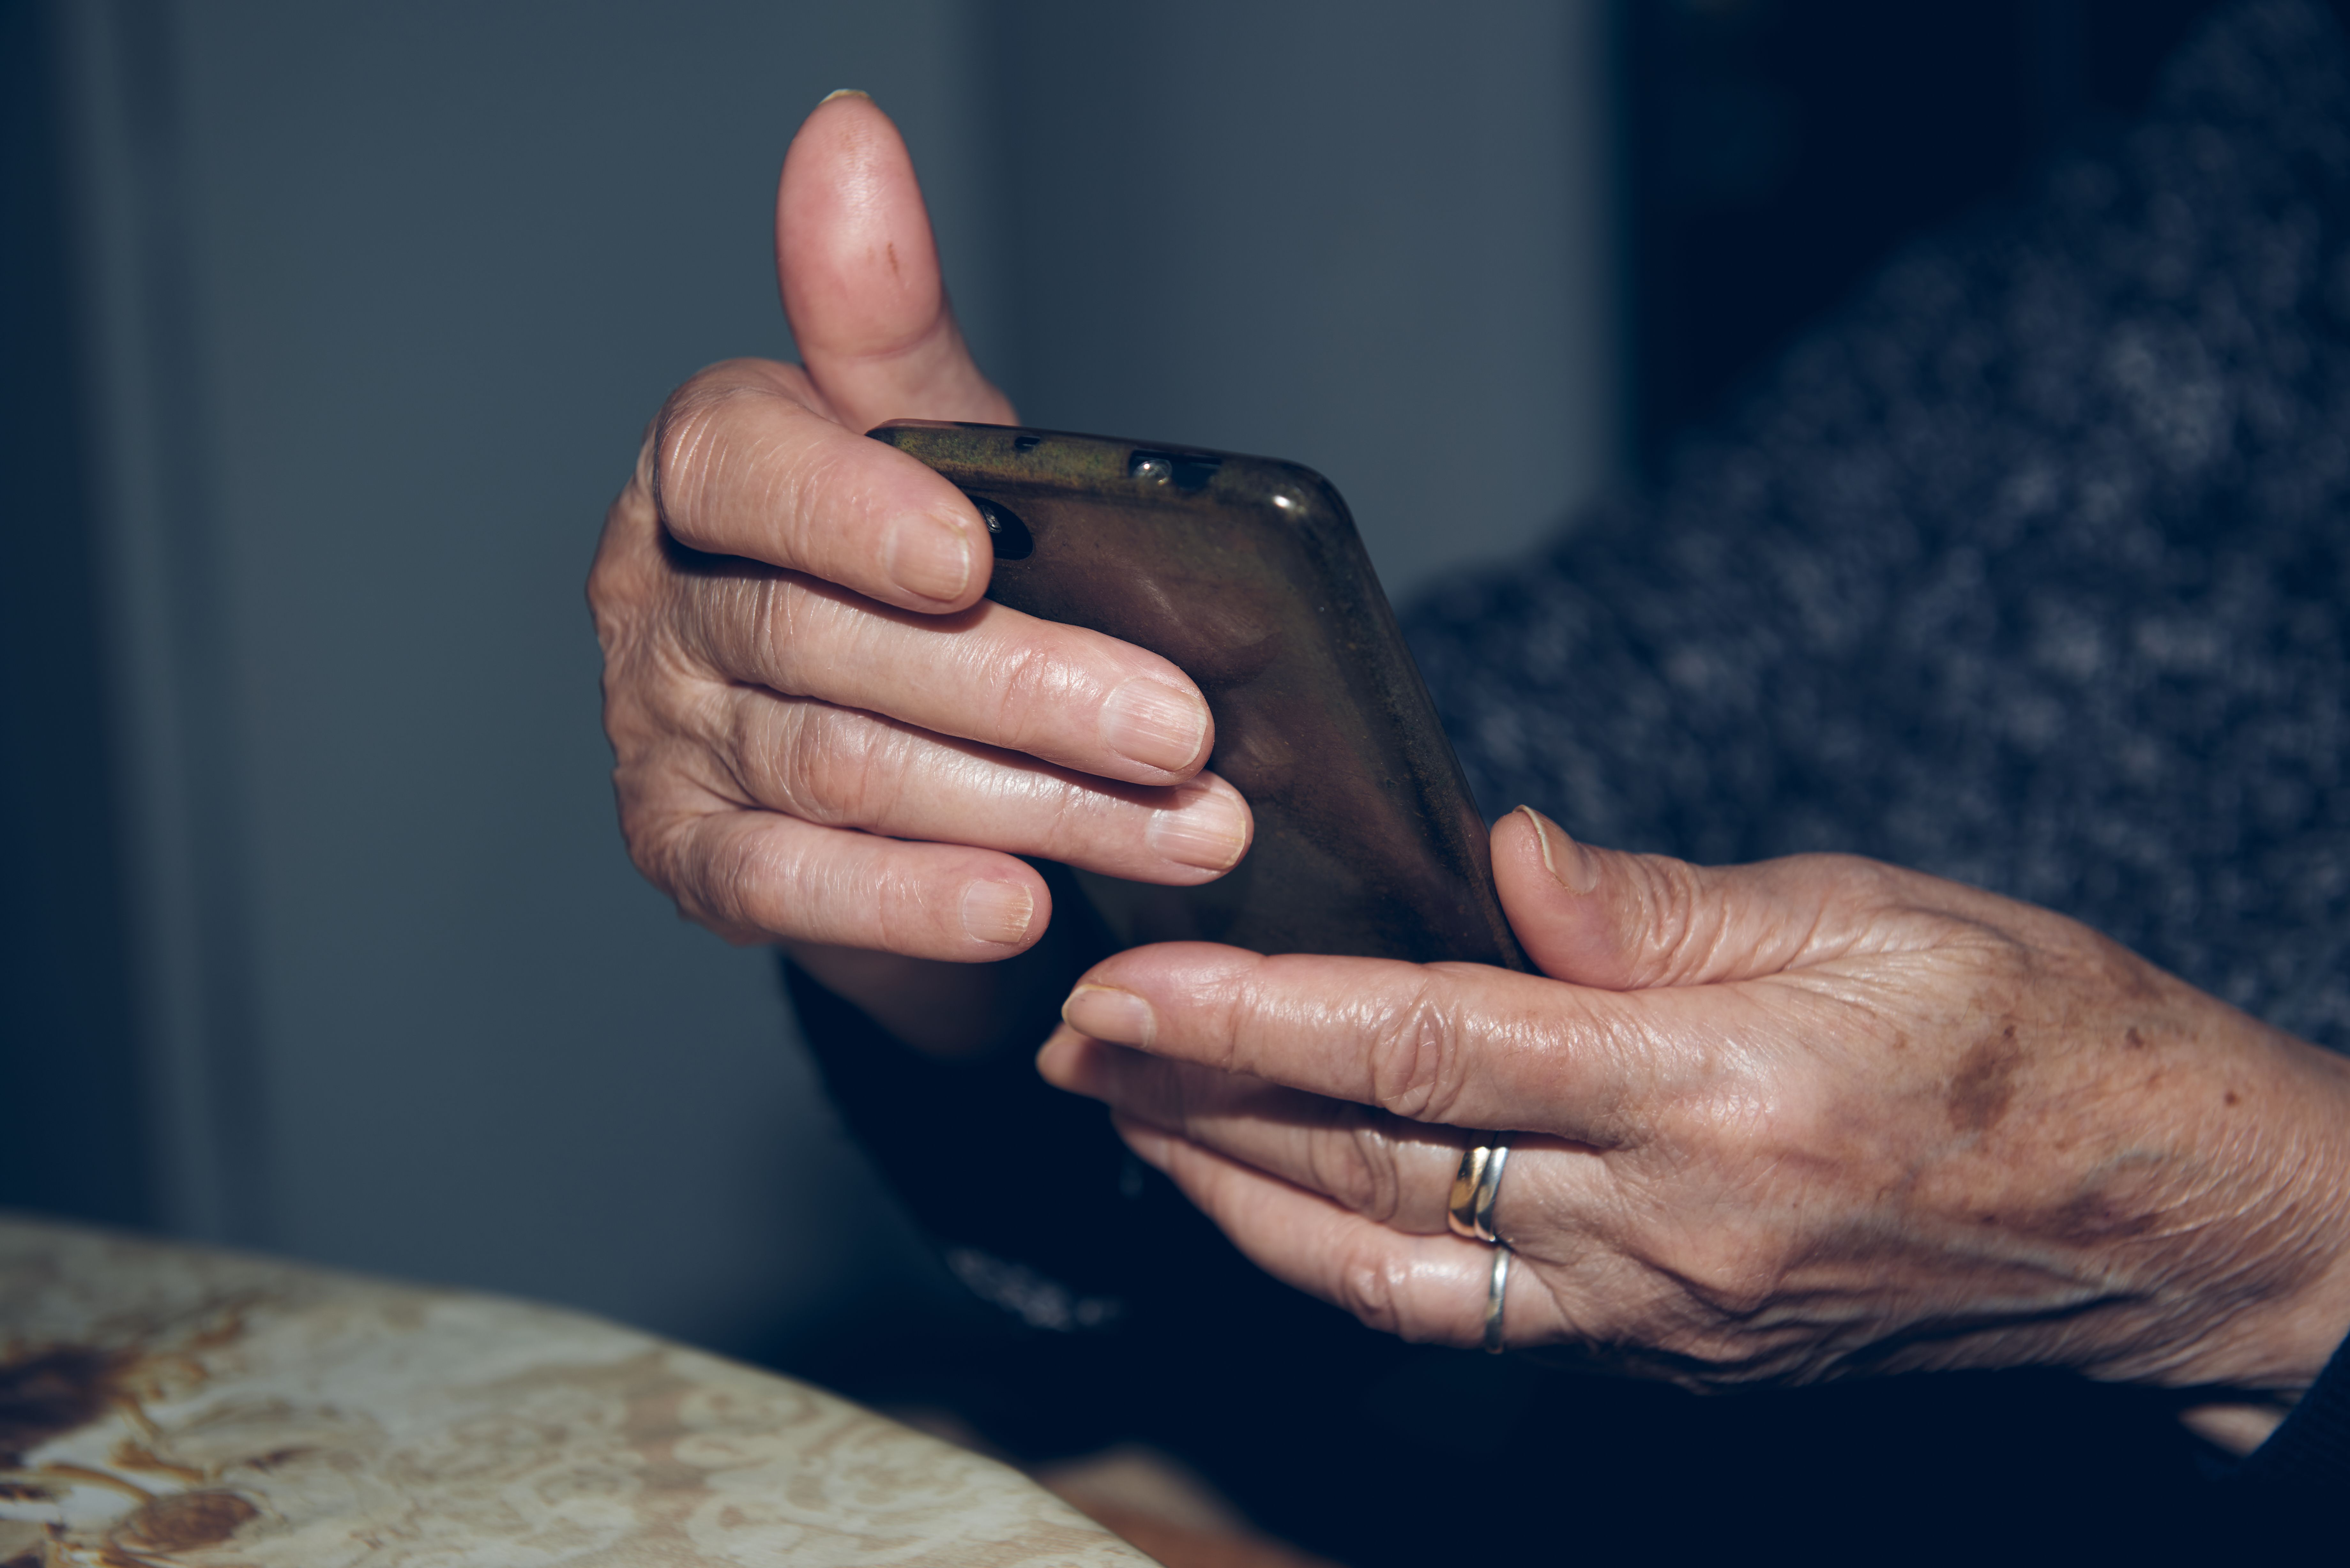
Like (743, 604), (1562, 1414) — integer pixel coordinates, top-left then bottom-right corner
(2150, 1033), (2350, 1402)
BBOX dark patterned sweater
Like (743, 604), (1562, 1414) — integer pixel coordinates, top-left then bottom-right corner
(1413, 0), (2350, 1057)
(794, 1), (2350, 1550)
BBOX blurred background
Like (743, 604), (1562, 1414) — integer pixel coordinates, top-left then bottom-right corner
(2, 0), (2221, 1366)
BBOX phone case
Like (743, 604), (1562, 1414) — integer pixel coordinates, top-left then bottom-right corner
(871, 420), (1527, 971)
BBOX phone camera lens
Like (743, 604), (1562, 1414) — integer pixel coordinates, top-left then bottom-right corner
(1127, 448), (1222, 491)
(966, 494), (1033, 560)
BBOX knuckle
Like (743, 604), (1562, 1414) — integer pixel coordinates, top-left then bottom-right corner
(1307, 1117), (1407, 1223)
(1664, 1324), (1795, 1386)
(1329, 1240), (1410, 1338)
(976, 638), (1086, 751)
(694, 811), (948, 954)
(1566, 1252), (1790, 1385)
(1625, 854), (1719, 984)
(610, 717), (713, 817)
(624, 805), (763, 942)
(755, 705), (903, 825)
(1547, 1244), (1797, 1385)
(596, 637), (658, 742)
(703, 822), (796, 936)
(650, 378), (781, 547)
(1363, 982), (1469, 1123)
(864, 858), (959, 953)
(1664, 1234), (1786, 1320)
(588, 496), (667, 658)
(649, 387), (722, 531)
(587, 497), (648, 615)
(775, 431), (855, 547)
(585, 551), (635, 643)
(669, 568), (805, 696)
(671, 677), (745, 769)
(745, 574), (808, 692)
(615, 793), (685, 891)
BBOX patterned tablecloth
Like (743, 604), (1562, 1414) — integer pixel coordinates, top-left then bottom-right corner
(0, 1215), (1152, 1566)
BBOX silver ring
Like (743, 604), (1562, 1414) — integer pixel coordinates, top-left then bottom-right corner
(1482, 1243), (1511, 1354)
(1446, 1135), (1511, 1245)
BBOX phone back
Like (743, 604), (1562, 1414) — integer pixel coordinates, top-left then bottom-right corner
(872, 420), (1525, 970)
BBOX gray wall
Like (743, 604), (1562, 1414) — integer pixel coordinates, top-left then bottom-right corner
(1001, 3), (1622, 594)
(51, 0), (1619, 1359)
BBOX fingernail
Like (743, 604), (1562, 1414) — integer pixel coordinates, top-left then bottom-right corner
(820, 87), (870, 103)
(1517, 804), (1599, 894)
(1099, 677), (1209, 772)
(960, 880), (1033, 945)
(886, 513), (974, 602)
(1145, 786), (1249, 871)
(1063, 984), (1156, 1046)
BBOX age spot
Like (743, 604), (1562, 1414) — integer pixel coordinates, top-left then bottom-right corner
(1949, 1025), (2024, 1133)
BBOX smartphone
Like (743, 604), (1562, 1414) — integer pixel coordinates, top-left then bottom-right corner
(871, 420), (1528, 972)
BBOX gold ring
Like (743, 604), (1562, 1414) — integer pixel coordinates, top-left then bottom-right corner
(1446, 1136), (1511, 1245)
(1483, 1243), (1511, 1354)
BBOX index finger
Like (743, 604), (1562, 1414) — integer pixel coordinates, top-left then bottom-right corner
(641, 356), (991, 614)
(1057, 945), (1759, 1145)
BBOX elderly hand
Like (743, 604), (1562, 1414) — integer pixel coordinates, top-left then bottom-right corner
(589, 94), (1249, 1050)
(1040, 806), (2350, 1448)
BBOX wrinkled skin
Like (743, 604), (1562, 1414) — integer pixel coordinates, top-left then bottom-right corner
(588, 92), (1251, 1055)
(595, 95), (2350, 1458)
(1042, 808), (2350, 1451)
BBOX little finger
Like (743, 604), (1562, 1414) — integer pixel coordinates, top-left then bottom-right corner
(646, 806), (1047, 960)
(1114, 1118), (1548, 1350)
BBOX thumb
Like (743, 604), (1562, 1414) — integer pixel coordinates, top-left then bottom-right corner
(1490, 807), (1845, 990)
(776, 91), (1014, 430)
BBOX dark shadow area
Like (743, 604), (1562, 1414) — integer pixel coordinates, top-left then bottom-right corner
(1630, 0), (2226, 461)
(0, 0), (151, 1230)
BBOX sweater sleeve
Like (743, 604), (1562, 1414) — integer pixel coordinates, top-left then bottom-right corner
(790, 0), (2350, 1516)
(775, 866), (1360, 1355)
(2216, 1327), (2350, 1487)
